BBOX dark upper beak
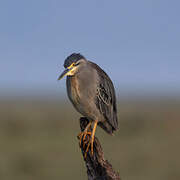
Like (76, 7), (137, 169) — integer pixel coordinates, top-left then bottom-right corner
(58, 68), (70, 80)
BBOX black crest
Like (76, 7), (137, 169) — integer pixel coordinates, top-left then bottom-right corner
(64, 53), (85, 68)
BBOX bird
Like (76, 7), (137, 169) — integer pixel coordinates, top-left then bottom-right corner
(58, 53), (118, 157)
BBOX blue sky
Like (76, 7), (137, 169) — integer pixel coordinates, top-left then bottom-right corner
(0, 0), (180, 97)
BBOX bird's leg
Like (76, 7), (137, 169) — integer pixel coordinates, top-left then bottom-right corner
(78, 122), (92, 146)
(85, 120), (98, 158)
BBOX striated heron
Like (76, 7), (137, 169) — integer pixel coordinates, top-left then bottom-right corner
(58, 53), (118, 157)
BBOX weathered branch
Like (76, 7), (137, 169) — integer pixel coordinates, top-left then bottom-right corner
(78, 117), (121, 180)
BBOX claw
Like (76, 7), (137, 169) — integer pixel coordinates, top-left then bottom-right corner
(83, 138), (89, 145)
(78, 121), (98, 159)
(77, 122), (92, 146)
(83, 132), (91, 142)
(84, 121), (98, 158)
(78, 131), (91, 146)
(84, 138), (94, 158)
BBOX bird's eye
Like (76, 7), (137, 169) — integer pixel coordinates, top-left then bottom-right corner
(75, 62), (80, 66)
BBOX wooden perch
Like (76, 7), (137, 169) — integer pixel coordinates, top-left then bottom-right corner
(78, 117), (121, 180)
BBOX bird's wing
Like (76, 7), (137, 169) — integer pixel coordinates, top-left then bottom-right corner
(89, 62), (118, 131)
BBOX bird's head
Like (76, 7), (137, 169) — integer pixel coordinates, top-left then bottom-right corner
(58, 53), (87, 80)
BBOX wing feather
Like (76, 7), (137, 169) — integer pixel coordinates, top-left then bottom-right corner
(89, 62), (118, 131)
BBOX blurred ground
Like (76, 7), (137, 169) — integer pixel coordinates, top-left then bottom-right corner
(0, 97), (180, 180)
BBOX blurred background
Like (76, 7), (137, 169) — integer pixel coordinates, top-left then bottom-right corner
(0, 0), (180, 180)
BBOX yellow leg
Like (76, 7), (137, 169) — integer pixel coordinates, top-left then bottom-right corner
(85, 120), (98, 158)
(78, 122), (92, 146)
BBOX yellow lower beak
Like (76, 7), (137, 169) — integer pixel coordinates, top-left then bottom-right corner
(58, 68), (71, 80)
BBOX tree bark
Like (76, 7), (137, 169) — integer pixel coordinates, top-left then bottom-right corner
(78, 117), (121, 180)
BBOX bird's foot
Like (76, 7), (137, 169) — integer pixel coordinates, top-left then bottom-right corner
(84, 136), (95, 158)
(78, 120), (97, 159)
(78, 131), (92, 147)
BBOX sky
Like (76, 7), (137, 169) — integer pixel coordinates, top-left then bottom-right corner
(0, 0), (180, 98)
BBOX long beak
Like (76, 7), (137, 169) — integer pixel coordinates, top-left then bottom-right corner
(58, 68), (71, 80)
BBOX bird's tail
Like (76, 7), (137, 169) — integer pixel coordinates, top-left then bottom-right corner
(98, 116), (118, 135)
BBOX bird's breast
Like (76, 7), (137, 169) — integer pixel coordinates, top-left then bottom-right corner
(67, 76), (80, 104)
(66, 71), (99, 118)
